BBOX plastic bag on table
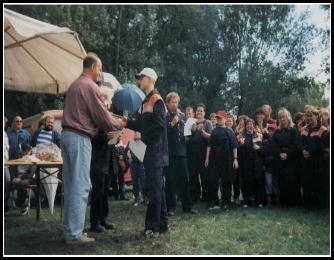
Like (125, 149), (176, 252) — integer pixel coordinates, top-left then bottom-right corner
(33, 143), (62, 161)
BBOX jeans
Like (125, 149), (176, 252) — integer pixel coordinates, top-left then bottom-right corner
(265, 171), (279, 195)
(130, 162), (145, 201)
(61, 131), (92, 241)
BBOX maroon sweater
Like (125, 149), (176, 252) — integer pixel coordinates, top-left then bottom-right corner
(62, 73), (121, 138)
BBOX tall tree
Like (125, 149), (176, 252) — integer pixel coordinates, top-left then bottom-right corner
(4, 5), (327, 121)
(220, 5), (318, 116)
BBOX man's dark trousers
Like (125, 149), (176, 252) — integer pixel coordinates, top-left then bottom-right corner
(144, 167), (168, 232)
(165, 156), (193, 212)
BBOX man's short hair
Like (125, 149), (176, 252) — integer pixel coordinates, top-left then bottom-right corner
(185, 106), (193, 112)
(83, 53), (99, 69)
(166, 92), (180, 103)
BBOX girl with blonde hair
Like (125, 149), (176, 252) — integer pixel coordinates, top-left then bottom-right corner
(272, 107), (301, 206)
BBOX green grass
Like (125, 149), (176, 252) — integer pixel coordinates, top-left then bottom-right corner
(4, 197), (330, 255)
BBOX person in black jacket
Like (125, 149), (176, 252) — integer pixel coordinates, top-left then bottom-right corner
(237, 119), (265, 207)
(272, 108), (301, 207)
(164, 92), (198, 216)
(205, 110), (239, 211)
(90, 128), (117, 232)
(90, 87), (117, 232)
(260, 123), (279, 207)
(320, 108), (330, 209)
(126, 68), (168, 238)
(300, 106), (328, 209)
(188, 104), (213, 203)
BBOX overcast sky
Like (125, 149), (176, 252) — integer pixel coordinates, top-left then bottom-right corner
(294, 4), (330, 98)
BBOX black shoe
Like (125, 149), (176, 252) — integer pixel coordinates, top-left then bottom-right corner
(159, 225), (169, 234)
(167, 211), (175, 216)
(101, 221), (115, 230)
(90, 224), (105, 233)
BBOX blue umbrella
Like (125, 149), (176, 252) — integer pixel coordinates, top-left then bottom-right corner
(112, 83), (145, 115)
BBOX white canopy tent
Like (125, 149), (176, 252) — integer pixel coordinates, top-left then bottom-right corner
(4, 8), (87, 94)
(101, 72), (122, 92)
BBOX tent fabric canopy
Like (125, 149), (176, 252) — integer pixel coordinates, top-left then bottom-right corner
(101, 72), (122, 92)
(4, 8), (87, 94)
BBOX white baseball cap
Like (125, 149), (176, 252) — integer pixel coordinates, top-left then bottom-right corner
(135, 68), (158, 81)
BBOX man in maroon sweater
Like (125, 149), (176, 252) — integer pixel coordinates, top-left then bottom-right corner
(61, 54), (125, 244)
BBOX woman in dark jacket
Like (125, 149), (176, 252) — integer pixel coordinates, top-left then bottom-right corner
(320, 108), (330, 209)
(272, 108), (301, 207)
(238, 119), (265, 207)
(89, 87), (116, 232)
(300, 106), (328, 209)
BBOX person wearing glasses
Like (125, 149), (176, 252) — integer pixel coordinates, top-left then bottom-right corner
(6, 115), (31, 160)
(126, 68), (169, 238)
(6, 115), (32, 210)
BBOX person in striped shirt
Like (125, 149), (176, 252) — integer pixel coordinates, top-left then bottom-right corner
(31, 115), (60, 147)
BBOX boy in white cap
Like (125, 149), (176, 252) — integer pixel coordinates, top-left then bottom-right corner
(127, 68), (169, 238)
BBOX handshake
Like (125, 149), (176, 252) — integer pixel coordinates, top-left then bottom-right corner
(110, 112), (128, 129)
(120, 116), (128, 129)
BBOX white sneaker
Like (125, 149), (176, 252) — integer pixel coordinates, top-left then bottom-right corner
(208, 205), (221, 211)
(21, 206), (29, 215)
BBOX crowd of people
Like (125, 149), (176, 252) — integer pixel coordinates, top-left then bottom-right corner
(4, 114), (60, 214)
(165, 99), (330, 212)
(4, 53), (330, 245)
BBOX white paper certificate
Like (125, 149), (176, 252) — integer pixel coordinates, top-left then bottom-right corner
(184, 118), (198, 136)
(108, 131), (121, 145)
(129, 140), (147, 163)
